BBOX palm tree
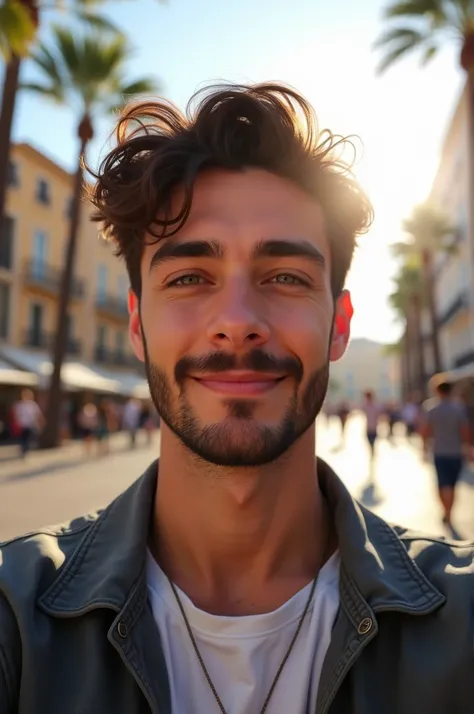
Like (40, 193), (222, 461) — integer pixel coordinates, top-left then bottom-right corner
(389, 259), (426, 396)
(392, 202), (454, 374)
(22, 27), (157, 448)
(0, 0), (119, 268)
(374, 0), (474, 75)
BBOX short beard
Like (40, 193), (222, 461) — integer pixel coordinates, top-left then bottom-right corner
(142, 335), (330, 467)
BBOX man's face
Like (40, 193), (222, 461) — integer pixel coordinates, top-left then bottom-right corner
(131, 168), (352, 466)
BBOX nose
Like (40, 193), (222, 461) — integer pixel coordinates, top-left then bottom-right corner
(206, 280), (271, 351)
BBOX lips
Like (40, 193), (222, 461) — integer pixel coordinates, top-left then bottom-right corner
(191, 371), (286, 396)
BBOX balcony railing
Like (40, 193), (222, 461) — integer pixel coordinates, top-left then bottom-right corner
(23, 260), (85, 300)
(23, 329), (82, 356)
(95, 294), (129, 320)
(94, 345), (137, 367)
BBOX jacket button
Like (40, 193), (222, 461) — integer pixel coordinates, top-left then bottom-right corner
(117, 621), (128, 638)
(358, 617), (373, 635)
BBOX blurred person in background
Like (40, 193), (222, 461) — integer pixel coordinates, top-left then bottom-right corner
(422, 380), (470, 529)
(12, 389), (44, 457)
(361, 390), (381, 468)
(336, 399), (351, 448)
(401, 393), (421, 441)
(96, 399), (115, 456)
(123, 397), (141, 448)
(77, 398), (99, 456)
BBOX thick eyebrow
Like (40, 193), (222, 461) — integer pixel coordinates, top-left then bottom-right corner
(252, 239), (326, 269)
(149, 239), (223, 273)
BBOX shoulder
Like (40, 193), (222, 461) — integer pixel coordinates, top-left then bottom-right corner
(0, 512), (100, 605)
(395, 526), (474, 589)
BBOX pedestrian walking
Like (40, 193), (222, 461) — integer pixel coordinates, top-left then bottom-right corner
(401, 395), (421, 441)
(4, 81), (474, 714)
(12, 389), (44, 457)
(336, 400), (351, 448)
(361, 390), (382, 468)
(77, 399), (99, 456)
(421, 380), (470, 528)
(122, 398), (141, 448)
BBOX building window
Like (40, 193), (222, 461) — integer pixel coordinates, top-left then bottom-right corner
(97, 264), (108, 303)
(32, 230), (48, 276)
(28, 302), (44, 347)
(7, 161), (19, 188)
(0, 283), (10, 339)
(97, 324), (107, 347)
(0, 216), (14, 270)
(36, 178), (51, 205)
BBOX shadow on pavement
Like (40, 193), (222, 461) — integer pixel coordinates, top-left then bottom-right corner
(358, 482), (384, 508)
(4, 457), (95, 483)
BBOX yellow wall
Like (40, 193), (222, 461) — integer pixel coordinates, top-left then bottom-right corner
(0, 143), (134, 369)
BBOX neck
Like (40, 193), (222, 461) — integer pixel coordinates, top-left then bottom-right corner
(150, 424), (334, 615)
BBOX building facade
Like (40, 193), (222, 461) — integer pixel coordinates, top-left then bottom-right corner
(429, 82), (474, 374)
(0, 142), (146, 398)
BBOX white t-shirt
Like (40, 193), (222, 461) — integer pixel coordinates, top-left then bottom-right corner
(146, 549), (340, 714)
(14, 400), (41, 429)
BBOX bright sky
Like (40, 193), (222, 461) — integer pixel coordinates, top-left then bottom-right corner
(5, 0), (464, 343)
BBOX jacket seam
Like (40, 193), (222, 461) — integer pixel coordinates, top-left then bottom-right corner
(0, 520), (93, 548)
(43, 506), (112, 606)
(378, 519), (437, 600)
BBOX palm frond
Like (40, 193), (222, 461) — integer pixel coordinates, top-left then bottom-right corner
(0, 0), (36, 60)
(376, 38), (427, 72)
(420, 43), (438, 64)
(383, 0), (446, 21)
(73, 10), (122, 33)
(373, 25), (427, 48)
(27, 26), (159, 124)
(20, 81), (64, 102)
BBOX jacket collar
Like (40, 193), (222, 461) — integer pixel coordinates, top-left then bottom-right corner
(39, 458), (444, 616)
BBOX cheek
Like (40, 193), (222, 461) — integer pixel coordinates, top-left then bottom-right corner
(141, 297), (199, 364)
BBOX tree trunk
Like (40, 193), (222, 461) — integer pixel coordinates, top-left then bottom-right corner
(401, 324), (411, 400)
(0, 57), (21, 238)
(39, 137), (87, 449)
(412, 294), (426, 397)
(421, 249), (441, 376)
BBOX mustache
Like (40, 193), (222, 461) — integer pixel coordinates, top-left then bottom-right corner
(174, 349), (303, 384)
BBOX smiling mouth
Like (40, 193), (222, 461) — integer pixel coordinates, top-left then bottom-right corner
(190, 372), (287, 396)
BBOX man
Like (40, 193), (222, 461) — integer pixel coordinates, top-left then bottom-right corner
(122, 397), (142, 448)
(12, 388), (43, 457)
(361, 389), (381, 464)
(1, 83), (474, 714)
(422, 380), (470, 528)
(401, 393), (421, 441)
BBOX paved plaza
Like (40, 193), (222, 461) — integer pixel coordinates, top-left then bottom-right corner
(1, 415), (474, 542)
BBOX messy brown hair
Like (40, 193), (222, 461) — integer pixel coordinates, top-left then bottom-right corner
(89, 82), (373, 298)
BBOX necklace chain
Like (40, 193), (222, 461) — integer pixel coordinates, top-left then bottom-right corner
(167, 521), (330, 714)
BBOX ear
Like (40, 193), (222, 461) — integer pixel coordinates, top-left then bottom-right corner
(329, 290), (353, 362)
(128, 290), (145, 363)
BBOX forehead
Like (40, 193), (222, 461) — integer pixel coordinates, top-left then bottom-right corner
(145, 168), (330, 259)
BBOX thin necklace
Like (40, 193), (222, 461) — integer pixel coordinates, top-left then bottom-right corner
(166, 514), (331, 714)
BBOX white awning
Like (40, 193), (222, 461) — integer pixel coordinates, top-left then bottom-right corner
(0, 358), (38, 386)
(0, 346), (120, 394)
(91, 363), (150, 399)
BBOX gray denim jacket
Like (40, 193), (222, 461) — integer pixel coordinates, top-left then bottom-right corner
(1, 458), (474, 714)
